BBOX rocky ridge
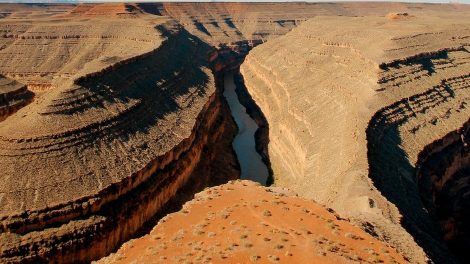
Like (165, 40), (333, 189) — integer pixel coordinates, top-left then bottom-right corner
(98, 180), (407, 264)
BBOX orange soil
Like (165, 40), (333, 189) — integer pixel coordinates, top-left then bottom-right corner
(98, 181), (406, 264)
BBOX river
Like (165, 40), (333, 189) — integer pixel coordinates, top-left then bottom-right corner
(223, 72), (269, 185)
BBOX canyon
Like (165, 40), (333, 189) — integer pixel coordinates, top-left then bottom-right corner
(223, 72), (269, 184)
(0, 2), (468, 264)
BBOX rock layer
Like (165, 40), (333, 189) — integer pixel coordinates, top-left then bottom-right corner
(0, 75), (33, 121)
(140, 2), (467, 46)
(0, 4), (162, 91)
(240, 14), (470, 263)
(0, 8), (239, 263)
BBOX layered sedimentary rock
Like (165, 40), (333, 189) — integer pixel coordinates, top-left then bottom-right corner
(139, 2), (466, 46)
(1, 3), (470, 263)
(0, 4), (73, 20)
(98, 180), (407, 264)
(0, 6), (239, 263)
(0, 4), (162, 91)
(240, 13), (470, 263)
(0, 75), (33, 121)
(65, 3), (143, 18)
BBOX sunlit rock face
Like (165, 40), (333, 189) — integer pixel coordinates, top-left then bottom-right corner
(137, 1), (467, 47)
(241, 14), (470, 263)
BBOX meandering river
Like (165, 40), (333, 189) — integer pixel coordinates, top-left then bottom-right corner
(223, 72), (269, 185)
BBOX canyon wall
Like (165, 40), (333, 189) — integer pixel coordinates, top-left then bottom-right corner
(240, 14), (470, 263)
(415, 118), (470, 261)
(0, 75), (33, 121)
(0, 10), (239, 263)
(1, 3), (470, 263)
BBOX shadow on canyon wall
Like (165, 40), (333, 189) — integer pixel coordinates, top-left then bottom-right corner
(367, 55), (466, 263)
(0, 26), (242, 264)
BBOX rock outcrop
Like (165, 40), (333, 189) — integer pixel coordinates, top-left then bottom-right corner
(97, 180), (407, 264)
(240, 14), (470, 263)
(0, 75), (33, 121)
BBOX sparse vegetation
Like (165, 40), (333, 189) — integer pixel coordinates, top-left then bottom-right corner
(250, 254), (261, 262)
(327, 245), (340, 253)
(244, 242), (254, 248)
(267, 255), (280, 262)
(275, 244), (284, 250)
(193, 228), (205, 236)
(345, 232), (363, 240)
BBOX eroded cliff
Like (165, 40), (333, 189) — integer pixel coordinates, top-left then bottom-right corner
(240, 14), (470, 263)
(0, 75), (33, 121)
(0, 7), (239, 263)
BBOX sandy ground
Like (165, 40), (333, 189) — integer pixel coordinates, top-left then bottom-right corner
(98, 180), (406, 264)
